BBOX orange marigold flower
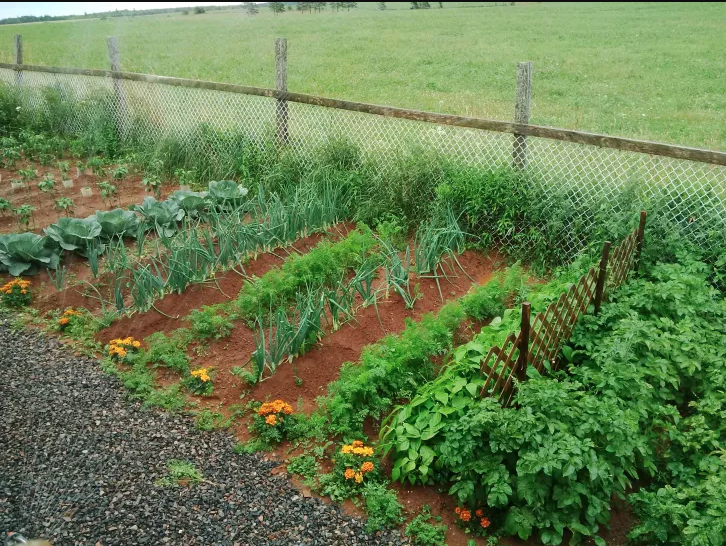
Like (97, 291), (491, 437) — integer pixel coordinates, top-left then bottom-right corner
(354, 472), (363, 484)
(460, 510), (471, 522)
(265, 415), (278, 426)
(360, 462), (374, 473)
(352, 440), (364, 448)
(344, 468), (355, 480)
(480, 517), (490, 529)
(20, 289), (27, 294)
(475, 509), (483, 517)
(59, 317), (70, 325)
(455, 507), (461, 515)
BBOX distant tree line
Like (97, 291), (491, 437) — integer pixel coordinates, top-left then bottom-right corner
(0, 4), (235, 25)
(268, 2), (359, 15)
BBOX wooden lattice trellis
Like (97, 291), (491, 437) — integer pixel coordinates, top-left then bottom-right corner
(479, 211), (647, 407)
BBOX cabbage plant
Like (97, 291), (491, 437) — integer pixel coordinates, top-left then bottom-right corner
(168, 190), (209, 219)
(44, 217), (105, 258)
(207, 180), (249, 210)
(95, 208), (140, 240)
(0, 233), (61, 276)
(131, 196), (184, 238)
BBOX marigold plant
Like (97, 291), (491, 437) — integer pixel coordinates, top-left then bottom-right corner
(58, 308), (82, 330)
(184, 367), (214, 396)
(454, 506), (491, 535)
(0, 278), (31, 308)
(250, 399), (295, 445)
(319, 440), (381, 502)
(107, 336), (142, 364)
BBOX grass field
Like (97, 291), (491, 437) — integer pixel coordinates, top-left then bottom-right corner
(0, 2), (724, 150)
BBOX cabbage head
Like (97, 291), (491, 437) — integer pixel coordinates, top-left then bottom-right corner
(95, 208), (140, 240)
(0, 233), (61, 276)
(207, 180), (249, 210)
(44, 216), (105, 258)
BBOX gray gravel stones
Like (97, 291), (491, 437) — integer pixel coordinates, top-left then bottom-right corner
(0, 318), (407, 546)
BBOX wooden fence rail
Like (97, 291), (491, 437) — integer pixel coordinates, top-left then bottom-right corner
(479, 211), (647, 407)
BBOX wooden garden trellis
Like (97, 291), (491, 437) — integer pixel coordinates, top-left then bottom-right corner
(479, 211), (647, 407)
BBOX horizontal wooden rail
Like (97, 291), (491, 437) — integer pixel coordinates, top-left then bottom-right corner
(2, 62), (726, 166)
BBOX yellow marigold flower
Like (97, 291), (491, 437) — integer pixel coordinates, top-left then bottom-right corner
(360, 462), (374, 474)
(341, 445), (353, 454)
(344, 468), (355, 480)
(59, 317), (70, 326)
(20, 290), (27, 294)
(352, 440), (364, 448)
(132, 341), (141, 348)
(265, 415), (278, 426)
(354, 472), (363, 484)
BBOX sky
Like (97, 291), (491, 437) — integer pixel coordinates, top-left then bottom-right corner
(0, 2), (245, 19)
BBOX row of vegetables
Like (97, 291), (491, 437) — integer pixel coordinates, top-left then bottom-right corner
(0, 180), (249, 276)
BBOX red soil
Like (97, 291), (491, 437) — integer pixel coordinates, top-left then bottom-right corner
(0, 161), (173, 236)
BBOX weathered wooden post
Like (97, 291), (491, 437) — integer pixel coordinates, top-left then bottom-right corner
(513, 61), (532, 170)
(275, 37), (289, 144)
(633, 210), (647, 275)
(594, 241), (612, 314)
(106, 36), (129, 137)
(13, 34), (22, 89)
(516, 302), (531, 382)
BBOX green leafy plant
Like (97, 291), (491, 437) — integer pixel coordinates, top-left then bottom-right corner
(38, 173), (56, 195)
(0, 197), (11, 216)
(168, 189), (208, 219)
(287, 454), (318, 481)
(57, 160), (70, 179)
(95, 208), (139, 240)
(13, 204), (35, 229)
(44, 216), (105, 258)
(405, 505), (448, 546)
(112, 165), (129, 180)
(142, 329), (192, 374)
(361, 482), (404, 533)
(87, 156), (107, 177)
(188, 305), (234, 340)
(54, 197), (75, 217)
(98, 181), (117, 205)
(174, 167), (195, 186)
(0, 233), (60, 276)
(130, 196), (184, 237)
(318, 440), (380, 502)
(207, 179), (249, 210)
(155, 460), (203, 487)
(142, 173), (162, 198)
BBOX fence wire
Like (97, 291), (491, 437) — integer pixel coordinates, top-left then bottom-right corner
(2, 67), (725, 260)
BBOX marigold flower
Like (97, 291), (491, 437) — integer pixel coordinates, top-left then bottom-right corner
(20, 290), (27, 294)
(265, 415), (278, 426)
(360, 462), (374, 473)
(455, 507), (461, 515)
(352, 440), (364, 448)
(480, 517), (490, 528)
(132, 340), (141, 348)
(460, 509), (471, 522)
(59, 317), (70, 325)
(475, 509), (483, 517)
(344, 468), (355, 480)
(341, 445), (353, 454)
(354, 472), (363, 484)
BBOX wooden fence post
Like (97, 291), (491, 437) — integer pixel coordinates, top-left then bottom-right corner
(13, 34), (22, 89)
(275, 37), (289, 144)
(106, 36), (129, 137)
(633, 210), (647, 275)
(516, 302), (531, 381)
(513, 61), (532, 170)
(594, 241), (612, 314)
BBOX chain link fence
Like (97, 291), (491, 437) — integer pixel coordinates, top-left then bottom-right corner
(2, 66), (725, 260)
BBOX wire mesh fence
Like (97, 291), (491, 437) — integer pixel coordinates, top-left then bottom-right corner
(1, 65), (725, 260)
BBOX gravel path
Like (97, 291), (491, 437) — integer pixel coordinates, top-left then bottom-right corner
(0, 317), (407, 546)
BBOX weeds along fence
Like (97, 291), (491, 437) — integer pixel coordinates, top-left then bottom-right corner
(482, 211), (646, 407)
(1, 36), (726, 261)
